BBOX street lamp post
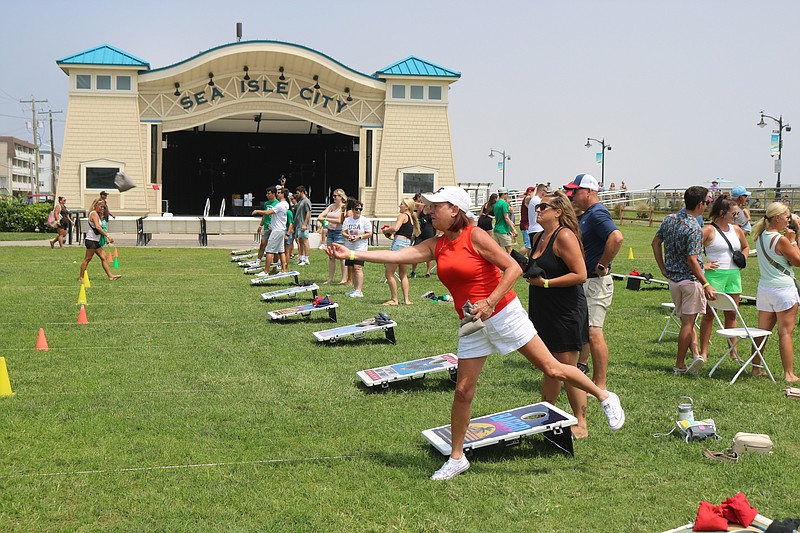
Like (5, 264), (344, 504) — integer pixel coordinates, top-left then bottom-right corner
(488, 148), (511, 188)
(585, 137), (611, 188)
(757, 111), (791, 198)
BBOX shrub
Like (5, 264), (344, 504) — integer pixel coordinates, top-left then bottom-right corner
(0, 196), (55, 232)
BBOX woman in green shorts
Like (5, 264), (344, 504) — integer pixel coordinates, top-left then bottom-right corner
(699, 195), (750, 360)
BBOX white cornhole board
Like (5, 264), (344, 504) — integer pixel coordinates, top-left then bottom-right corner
(240, 259), (264, 268)
(268, 302), (338, 322)
(422, 401), (578, 457)
(231, 253), (257, 262)
(314, 320), (398, 345)
(231, 248), (257, 255)
(357, 353), (457, 389)
(251, 271), (300, 285)
(243, 262), (281, 274)
(260, 284), (319, 301)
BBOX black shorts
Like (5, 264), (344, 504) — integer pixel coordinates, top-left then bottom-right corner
(59, 220), (70, 230)
(345, 259), (365, 267)
(85, 240), (102, 250)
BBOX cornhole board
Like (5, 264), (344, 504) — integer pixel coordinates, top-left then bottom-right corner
(250, 271), (300, 285)
(231, 253), (258, 262)
(740, 295), (756, 306)
(243, 262), (281, 274)
(260, 284), (319, 301)
(268, 302), (338, 322)
(239, 259), (264, 268)
(231, 248), (257, 255)
(612, 273), (669, 290)
(357, 353), (457, 389)
(422, 401), (578, 457)
(313, 320), (398, 345)
(660, 514), (772, 533)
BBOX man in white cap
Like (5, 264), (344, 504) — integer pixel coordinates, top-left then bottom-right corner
(492, 186), (517, 253)
(564, 174), (623, 390)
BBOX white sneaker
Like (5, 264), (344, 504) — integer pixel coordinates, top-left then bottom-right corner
(430, 456), (470, 481)
(686, 356), (705, 376)
(348, 290), (364, 298)
(318, 244), (327, 250)
(601, 391), (625, 431)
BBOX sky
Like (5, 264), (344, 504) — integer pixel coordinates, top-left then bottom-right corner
(2, 0), (799, 193)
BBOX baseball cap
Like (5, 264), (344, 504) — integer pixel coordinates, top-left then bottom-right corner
(564, 174), (599, 191)
(421, 186), (471, 214)
(731, 186), (751, 198)
(497, 186), (509, 194)
(100, 191), (108, 196)
(525, 186), (536, 194)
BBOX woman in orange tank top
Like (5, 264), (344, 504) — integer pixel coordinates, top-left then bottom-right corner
(326, 186), (625, 481)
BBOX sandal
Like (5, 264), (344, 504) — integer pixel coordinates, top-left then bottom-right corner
(703, 449), (739, 463)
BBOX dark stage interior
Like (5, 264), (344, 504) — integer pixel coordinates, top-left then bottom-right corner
(162, 130), (358, 215)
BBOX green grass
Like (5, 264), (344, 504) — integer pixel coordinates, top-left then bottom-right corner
(0, 227), (797, 532)
(0, 231), (52, 241)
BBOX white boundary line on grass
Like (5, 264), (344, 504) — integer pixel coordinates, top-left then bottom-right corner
(22, 389), (220, 396)
(0, 455), (361, 479)
(0, 345), (170, 351)
(37, 321), (224, 325)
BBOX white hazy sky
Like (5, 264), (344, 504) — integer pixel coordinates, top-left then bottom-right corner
(2, 0), (799, 192)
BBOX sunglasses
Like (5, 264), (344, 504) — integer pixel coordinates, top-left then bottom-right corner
(354, 207), (363, 211)
(535, 202), (555, 211)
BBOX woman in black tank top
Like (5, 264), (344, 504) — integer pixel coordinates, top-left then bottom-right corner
(381, 198), (420, 305)
(526, 191), (590, 438)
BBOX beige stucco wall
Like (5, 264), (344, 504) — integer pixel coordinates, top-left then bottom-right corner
(372, 102), (457, 218)
(59, 81), (158, 213)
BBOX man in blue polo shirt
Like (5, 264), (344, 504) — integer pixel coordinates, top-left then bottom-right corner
(565, 174), (623, 390)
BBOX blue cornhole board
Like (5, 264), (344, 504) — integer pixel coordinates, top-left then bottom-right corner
(314, 320), (398, 345)
(357, 353), (457, 389)
(231, 248), (257, 256)
(422, 401), (578, 457)
(268, 302), (338, 322)
(251, 271), (300, 285)
(231, 252), (257, 262)
(260, 284), (319, 301)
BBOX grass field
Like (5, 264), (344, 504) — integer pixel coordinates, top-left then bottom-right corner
(0, 224), (797, 532)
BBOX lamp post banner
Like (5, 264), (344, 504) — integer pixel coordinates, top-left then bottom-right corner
(596, 152), (603, 166)
(498, 162), (504, 173)
(771, 133), (780, 155)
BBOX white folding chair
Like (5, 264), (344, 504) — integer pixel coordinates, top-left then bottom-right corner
(657, 303), (704, 342)
(707, 292), (775, 384)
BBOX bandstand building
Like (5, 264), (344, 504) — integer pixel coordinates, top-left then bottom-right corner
(55, 41), (461, 218)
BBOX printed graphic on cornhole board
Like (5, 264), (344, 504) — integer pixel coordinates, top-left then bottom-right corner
(268, 302), (338, 322)
(231, 248), (257, 256)
(357, 353), (457, 388)
(260, 284), (319, 301)
(250, 271), (300, 285)
(422, 401), (578, 457)
(240, 259), (265, 269)
(313, 321), (398, 345)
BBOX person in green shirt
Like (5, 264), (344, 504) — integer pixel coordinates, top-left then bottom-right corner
(256, 186), (278, 262)
(493, 187), (518, 252)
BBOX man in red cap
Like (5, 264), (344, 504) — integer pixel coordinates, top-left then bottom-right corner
(564, 174), (623, 389)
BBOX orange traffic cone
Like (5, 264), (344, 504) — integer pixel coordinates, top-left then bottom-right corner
(78, 305), (89, 324)
(113, 247), (119, 259)
(36, 328), (49, 351)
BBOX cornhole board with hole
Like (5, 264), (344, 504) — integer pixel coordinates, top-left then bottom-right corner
(231, 248), (257, 255)
(422, 401), (578, 457)
(243, 262), (281, 274)
(612, 273), (669, 290)
(268, 302), (338, 322)
(313, 320), (398, 345)
(231, 253), (257, 262)
(250, 271), (300, 285)
(240, 259), (264, 269)
(357, 353), (457, 389)
(260, 284), (319, 301)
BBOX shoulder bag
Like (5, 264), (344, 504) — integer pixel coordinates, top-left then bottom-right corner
(757, 233), (799, 295)
(711, 222), (746, 269)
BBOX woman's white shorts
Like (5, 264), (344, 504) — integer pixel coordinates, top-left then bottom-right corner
(457, 297), (537, 359)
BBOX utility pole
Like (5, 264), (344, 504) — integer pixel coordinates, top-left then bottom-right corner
(20, 96), (47, 196)
(43, 109), (62, 193)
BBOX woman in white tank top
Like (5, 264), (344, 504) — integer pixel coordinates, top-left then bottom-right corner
(699, 196), (749, 360)
(751, 202), (800, 382)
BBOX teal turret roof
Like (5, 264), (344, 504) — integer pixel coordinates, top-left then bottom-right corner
(374, 56), (460, 78)
(57, 44), (150, 69)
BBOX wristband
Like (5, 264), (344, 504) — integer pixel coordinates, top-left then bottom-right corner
(703, 282), (710, 288)
(349, 251), (355, 261)
(543, 279), (549, 289)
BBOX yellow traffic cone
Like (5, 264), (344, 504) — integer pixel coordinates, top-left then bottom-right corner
(628, 247), (634, 260)
(78, 284), (88, 306)
(83, 270), (91, 288)
(0, 357), (13, 396)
